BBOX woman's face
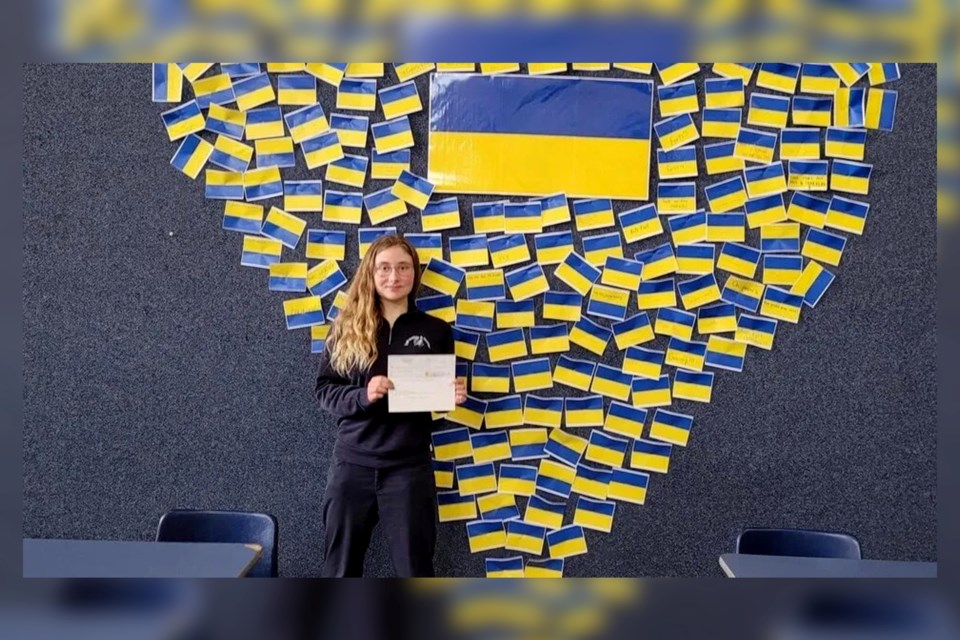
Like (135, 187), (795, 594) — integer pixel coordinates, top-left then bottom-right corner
(373, 245), (416, 303)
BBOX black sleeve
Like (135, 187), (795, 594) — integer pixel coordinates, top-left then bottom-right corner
(438, 321), (454, 355)
(314, 344), (372, 419)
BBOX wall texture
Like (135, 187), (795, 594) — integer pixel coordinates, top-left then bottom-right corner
(23, 64), (936, 576)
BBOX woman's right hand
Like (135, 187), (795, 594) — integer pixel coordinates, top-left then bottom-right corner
(366, 375), (394, 404)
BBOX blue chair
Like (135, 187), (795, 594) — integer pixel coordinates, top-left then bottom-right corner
(156, 509), (279, 577)
(736, 528), (862, 559)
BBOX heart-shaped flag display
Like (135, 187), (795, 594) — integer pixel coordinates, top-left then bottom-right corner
(155, 62), (899, 577)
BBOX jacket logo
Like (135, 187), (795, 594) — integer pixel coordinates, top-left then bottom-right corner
(404, 335), (431, 349)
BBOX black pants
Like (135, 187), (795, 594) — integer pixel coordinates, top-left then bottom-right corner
(321, 456), (437, 577)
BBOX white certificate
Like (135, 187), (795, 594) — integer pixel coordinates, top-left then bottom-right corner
(387, 354), (456, 413)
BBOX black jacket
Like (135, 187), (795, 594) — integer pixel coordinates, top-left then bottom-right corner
(315, 310), (454, 467)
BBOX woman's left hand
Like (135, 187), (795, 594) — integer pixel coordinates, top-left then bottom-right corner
(454, 378), (467, 405)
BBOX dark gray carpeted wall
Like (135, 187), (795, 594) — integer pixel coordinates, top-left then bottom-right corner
(23, 63), (937, 577)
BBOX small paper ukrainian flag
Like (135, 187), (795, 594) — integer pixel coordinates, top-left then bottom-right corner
(495, 299), (535, 327)
(465, 269), (506, 301)
(631, 438), (671, 474)
(760, 286), (804, 324)
(833, 86), (866, 128)
(437, 491), (476, 522)
(673, 369), (715, 402)
(161, 100), (205, 141)
(572, 463), (613, 500)
(780, 128), (820, 160)
(222, 201), (262, 234)
(378, 80), (422, 119)
(528, 62), (568, 75)
(637, 277), (677, 310)
(370, 149), (410, 180)
(698, 301), (738, 335)
(831, 160), (872, 195)
(432, 459), (455, 489)
(618, 204), (663, 243)
(402, 233), (440, 265)
(656, 62), (700, 85)
(523, 395), (563, 428)
(306, 230), (346, 261)
(611, 313), (655, 350)
(635, 243), (679, 280)
(572, 198), (615, 232)
(744, 162), (787, 199)
(545, 428), (588, 467)
(505, 520), (546, 555)
(269, 262), (307, 293)
(602, 402), (646, 440)
(255, 137), (295, 169)
(703, 176), (747, 213)
(537, 193), (571, 227)
(547, 525), (588, 559)
(327, 291), (348, 322)
(655, 113), (700, 151)
(631, 374), (671, 408)
(511, 358), (553, 393)
(485, 328), (527, 362)
(650, 408), (694, 447)
(509, 428), (548, 460)
(706, 212), (745, 243)
(282, 104), (328, 144)
(582, 233), (623, 269)
(283, 180), (323, 213)
(722, 276), (766, 312)
(330, 113), (369, 148)
(391, 170), (434, 210)
(529, 324), (569, 354)
(505, 263), (549, 301)
(152, 63), (183, 102)
(657, 182), (697, 214)
(825, 127), (866, 161)
(825, 195), (870, 235)
(363, 187), (407, 225)
(420, 197), (460, 232)
(326, 154), (368, 188)
(498, 462), (538, 496)
(763, 254), (803, 286)
(480, 62), (521, 74)
(608, 468), (650, 505)
(457, 462), (497, 496)
(601, 256), (643, 291)
(666, 337), (708, 371)
(586, 429), (630, 468)
(543, 291), (582, 323)
(736, 313), (778, 350)
(305, 63), (346, 87)
(535, 230), (575, 265)
(591, 364), (633, 401)
(448, 396), (488, 431)
(210, 135), (253, 173)
(554, 252), (601, 297)
(759, 223), (800, 254)
(704, 76), (744, 108)
(358, 227), (397, 259)
(393, 62), (434, 81)
(705, 335), (747, 372)
(371, 116), (415, 154)
(801, 63), (840, 94)
(205, 169), (244, 200)
(748, 93), (790, 128)
(472, 201), (505, 235)
(233, 73), (274, 111)
(503, 202), (543, 234)
(675, 244), (715, 275)
(790, 260), (836, 308)
(702, 108), (742, 139)
(868, 62), (900, 85)
(745, 193), (787, 228)
(261, 206), (306, 249)
(587, 284), (630, 321)
(453, 327), (481, 360)
(718, 242), (762, 278)
(456, 299), (495, 332)
(307, 260), (348, 299)
(655, 307), (696, 341)
(792, 95), (833, 127)
(206, 103), (245, 140)
(192, 72), (235, 110)
(336, 78), (376, 111)
(448, 234), (489, 268)
(574, 497), (616, 533)
(787, 160), (829, 192)
(245, 105), (284, 141)
(570, 317), (612, 356)
(170, 134), (212, 179)
(322, 190), (363, 224)
(525, 494), (566, 530)
(704, 141), (745, 175)
(470, 431), (512, 464)
(537, 459), (576, 499)
(787, 191), (830, 228)
(713, 62), (756, 83)
(276, 74), (316, 105)
(301, 131), (344, 170)
(283, 295), (324, 330)
(735, 127), (778, 164)
(802, 227), (847, 267)
(488, 234), (531, 268)
(668, 212), (709, 247)
(417, 294), (456, 323)
(658, 80), (698, 116)
(657, 145), (698, 180)
(485, 395), (524, 429)
(756, 62), (800, 94)
(485, 556), (525, 578)
(553, 355), (596, 391)
(310, 324), (330, 354)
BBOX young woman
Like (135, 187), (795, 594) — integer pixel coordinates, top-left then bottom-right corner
(315, 234), (466, 577)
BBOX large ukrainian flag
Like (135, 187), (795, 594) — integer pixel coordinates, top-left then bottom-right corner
(428, 74), (653, 200)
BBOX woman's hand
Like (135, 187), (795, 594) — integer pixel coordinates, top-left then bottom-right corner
(454, 378), (467, 405)
(366, 375), (394, 404)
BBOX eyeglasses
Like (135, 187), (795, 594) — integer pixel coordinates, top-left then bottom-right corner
(374, 263), (414, 276)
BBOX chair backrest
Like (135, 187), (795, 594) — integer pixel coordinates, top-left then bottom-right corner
(156, 510), (278, 577)
(736, 528), (862, 559)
